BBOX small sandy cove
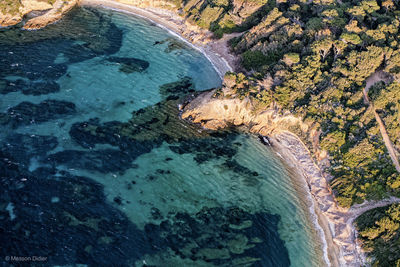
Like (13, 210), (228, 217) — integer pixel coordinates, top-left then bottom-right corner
(80, 0), (240, 78)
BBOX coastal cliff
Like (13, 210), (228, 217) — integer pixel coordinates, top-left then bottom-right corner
(3, 0), (400, 265)
(0, 0), (79, 29)
(181, 74), (400, 266)
(181, 79), (353, 266)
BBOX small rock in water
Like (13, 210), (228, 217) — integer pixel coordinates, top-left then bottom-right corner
(106, 56), (149, 73)
(6, 202), (16, 220)
(113, 197), (123, 205)
(150, 207), (163, 220)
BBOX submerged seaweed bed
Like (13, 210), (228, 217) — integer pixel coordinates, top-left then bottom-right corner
(0, 7), (321, 267)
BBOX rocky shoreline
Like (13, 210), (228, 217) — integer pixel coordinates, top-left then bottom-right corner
(0, 0), (79, 30)
(180, 88), (370, 266)
(0, 1), (371, 266)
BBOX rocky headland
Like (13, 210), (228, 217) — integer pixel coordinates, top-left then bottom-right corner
(0, 0), (79, 30)
(3, 0), (400, 266)
(180, 80), (348, 266)
(180, 72), (400, 266)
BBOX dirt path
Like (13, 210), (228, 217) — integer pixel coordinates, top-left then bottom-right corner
(363, 71), (400, 172)
(272, 131), (400, 267)
(348, 197), (400, 220)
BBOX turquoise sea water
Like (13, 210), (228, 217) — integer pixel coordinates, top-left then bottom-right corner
(0, 7), (324, 266)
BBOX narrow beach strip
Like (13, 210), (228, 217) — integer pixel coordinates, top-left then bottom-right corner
(78, 1), (343, 266)
(80, 0), (235, 79)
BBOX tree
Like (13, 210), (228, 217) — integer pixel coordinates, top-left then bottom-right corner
(282, 53), (300, 66)
(340, 33), (362, 45)
(382, 0), (395, 12)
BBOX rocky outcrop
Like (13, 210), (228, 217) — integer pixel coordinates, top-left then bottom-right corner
(0, 0), (79, 30)
(181, 88), (306, 135)
(181, 85), (372, 267)
(0, 0), (51, 27)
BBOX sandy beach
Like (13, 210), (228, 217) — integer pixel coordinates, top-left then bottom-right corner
(77, 1), (354, 266)
(270, 132), (343, 267)
(80, 0), (240, 78)
(3, 1), (400, 265)
(270, 131), (399, 266)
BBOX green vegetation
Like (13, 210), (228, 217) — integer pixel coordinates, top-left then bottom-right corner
(173, 0), (400, 262)
(356, 203), (400, 266)
(242, 50), (280, 71)
(0, 0), (22, 15)
(0, 0), (56, 16)
(3, 0), (399, 263)
(213, 0), (400, 209)
(166, 0), (275, 38)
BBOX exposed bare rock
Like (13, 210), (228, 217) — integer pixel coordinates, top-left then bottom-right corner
(0, 0), (79, 29)
(181, 84), (400, 266)
(181, 88), (305, 135)
(23, 0), (79, 30)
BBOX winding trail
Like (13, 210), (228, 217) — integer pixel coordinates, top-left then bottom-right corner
(348, 197), (400, 220)
(362, 71), (400, 172)
(272, 131), (400, 267)
(181, 77), (400, 266)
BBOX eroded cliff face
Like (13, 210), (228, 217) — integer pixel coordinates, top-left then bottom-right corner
(181, 88), (307, 137)
(180, 79), (363, 267)
(0, 0), (79, 30)
(0, 0), (51, 27)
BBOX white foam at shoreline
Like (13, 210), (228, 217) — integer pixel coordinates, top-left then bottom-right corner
(79, 2), (332, 265)
(84, 3), (230, 79)
(258, 132), (336, 266)
(306, 184), (331, 267)
(273, 143), (331, 267)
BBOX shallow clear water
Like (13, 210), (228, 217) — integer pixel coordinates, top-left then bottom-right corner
(0, 7), (323, 266)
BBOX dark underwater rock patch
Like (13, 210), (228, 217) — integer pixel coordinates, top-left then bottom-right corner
(106, 57), (149, 73)
(153, 37), (187, 53)
(1, 134), (58, 167)
(169, 132), (238, 163)
(69, 118), (157, 159)
(65, 43), (99, 64)
(44, 149), (135, 174)
(144, 206), (291, 266)
(0, 39), (69, 81)
(0, 79), (60, 95)
(165, 40), (186, 53)
(0, 151), (153, 266)
(159, 76), (195, 99)
(222, 159), (261, 186)
(223, 159), (259, 177)
(1, 100), (76, 128)
(69, 118), (126, 149)
(34, 63), (68, 81)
